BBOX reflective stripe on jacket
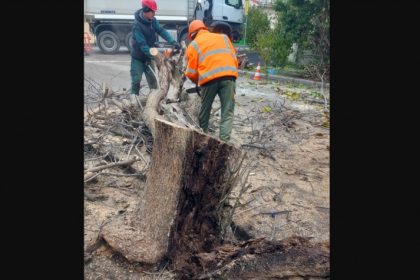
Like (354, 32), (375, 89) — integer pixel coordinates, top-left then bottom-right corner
(185, 30), (238, 86)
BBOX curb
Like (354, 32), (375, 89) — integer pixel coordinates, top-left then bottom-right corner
(238, 69), (329, 89)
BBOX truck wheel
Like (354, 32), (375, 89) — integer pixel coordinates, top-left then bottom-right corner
(125, 32), (133, 52)
(97, 31), (120, 54)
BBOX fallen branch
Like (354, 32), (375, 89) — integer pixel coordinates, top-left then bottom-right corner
(89, 123), (134, 139)
(84, 157), (140, 177)
(241, 143), (270, 150)
(305, 97), (325, 104)
(99, 172), (145, 177)
(241, 144), (276, 161)
(84, 172), (100, 183)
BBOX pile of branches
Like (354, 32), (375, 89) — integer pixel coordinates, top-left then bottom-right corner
(84, 76), (153, 185)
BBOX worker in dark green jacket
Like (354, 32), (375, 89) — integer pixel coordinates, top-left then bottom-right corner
(130, 0), (180, 97)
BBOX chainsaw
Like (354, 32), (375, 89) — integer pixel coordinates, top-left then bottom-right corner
(185, 85), (202, 97)
(149, 42), (182, 58)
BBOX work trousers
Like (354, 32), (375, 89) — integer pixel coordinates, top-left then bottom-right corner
(130, 58), (158, 95)
(199, 79), (235, 142)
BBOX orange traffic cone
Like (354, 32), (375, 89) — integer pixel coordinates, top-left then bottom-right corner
(253, 62), (261, 81)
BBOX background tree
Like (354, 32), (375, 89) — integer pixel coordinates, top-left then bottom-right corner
(244, 0), (329, 80)
(274, 0), (330, 80)
(245, 7), (270, 48)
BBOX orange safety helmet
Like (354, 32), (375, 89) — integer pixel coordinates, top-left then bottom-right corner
(188, 20), (207, 39)
(142, 0), (157, 12)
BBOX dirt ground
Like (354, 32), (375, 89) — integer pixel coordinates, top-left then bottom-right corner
(84, 74), (329, 279)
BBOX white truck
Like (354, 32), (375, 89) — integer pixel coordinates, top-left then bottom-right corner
(84, 0), (244, 54)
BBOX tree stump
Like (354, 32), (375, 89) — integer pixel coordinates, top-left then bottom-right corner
(100, 118), (242, 265)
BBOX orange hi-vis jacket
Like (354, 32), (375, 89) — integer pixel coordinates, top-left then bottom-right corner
(185, 30), (238, 86)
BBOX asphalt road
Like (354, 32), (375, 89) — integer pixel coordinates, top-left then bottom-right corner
(84, 45), (327, 109)
(84, 48), (133, 92)
(84, 47), (198, 94)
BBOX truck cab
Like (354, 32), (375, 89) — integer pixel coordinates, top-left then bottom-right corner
(195, 0), (244, 42)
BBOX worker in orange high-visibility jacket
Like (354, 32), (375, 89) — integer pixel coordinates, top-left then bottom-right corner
(185, 20), (238, 142)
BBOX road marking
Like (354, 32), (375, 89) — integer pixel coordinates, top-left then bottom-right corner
(85, 61), (130, 63)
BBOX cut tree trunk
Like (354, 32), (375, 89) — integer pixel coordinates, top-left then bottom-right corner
(99, 119), (329, 279)
(100, 118), (242, 264)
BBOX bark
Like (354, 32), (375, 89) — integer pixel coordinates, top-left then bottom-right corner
(100, 118), (243, 265)
(142, 51), (197, 138)
(142, 54), (170, 139)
